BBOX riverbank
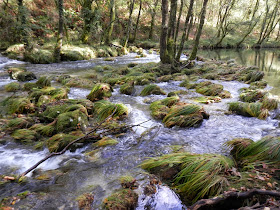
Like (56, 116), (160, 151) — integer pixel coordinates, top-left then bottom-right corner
(0, 52), (279, 209)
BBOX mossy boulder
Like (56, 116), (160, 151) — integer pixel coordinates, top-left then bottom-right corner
(17, 71), (37, 82)
(120, 82), (135, 95)
(4, 44), (25, 58)
(140, 84), (166, 96)
(56, 108), (88, 132)
(103, 189), (138, 210)
(157, 75), (172, 82)
(94, 100), (128, 121)
(7, 67), (25, 80)
(5, 82), (21, 92)
(193, 96), (222, 104)
(163, 104), (209, 128)
(61, 45), (96, 61)
(239, 89), (265, 102)
(37, 95), (54, 107)
(228, 102), (269, 119)
(5, 97), (35, 114)
(195, 81), (231, 98)
(11, 129), (37, 144)
(150, 96), (180, 120)
(36, 76), (52, 88)
(6, 118), (34, 131)
(87, 83), (113, 102)
(24, 48), (54, 64)
(261, 97), (278, 110)
(249, 81), (267, 89)
(30, 87), (68, 102)
(46, 132), (83, 153)
(167, 90), (188, 97)
(23, 82), (37, 91)
(93, 136), (118, 147)
(30, 123), (55, 137)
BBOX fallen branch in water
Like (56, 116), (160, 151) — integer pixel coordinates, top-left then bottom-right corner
(188, 189), (280, 210)
(20, 108), (118, 177)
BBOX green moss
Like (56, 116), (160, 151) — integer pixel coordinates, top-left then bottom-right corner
(31, 123), (55, 136)
(193, 96), (222, 104)
(56, 109), (88, 132)
(61, 45), (97, 61)
(179, 79), (190, 87)
(46, 132), (83, 152)
(94, 100), (128, 121)
(93, 136), (118, 147)
(40, 104), (69, 122)
(6, 97), (35, 114)
(225, 138), (254, 161)
(7, 118), (33, 131)
(228, 102), (268, 119)
(11, 129), (37, 144)
(167, 90), (188, 97)
(103, 189), (138, 210)
(37, 95), (54, 107)
(239, 89), (265, 102)
(29, 87), (56, 102)
(249, 81), (267, 89)
(30, 87), (68, 102)
(195, 81), (224, 96)
(5, 82), (21, 92)
(24, 48), (54, 64)
(120, 82), (135, 95)
(23, 82), (37, 91)
(244, 71), (264, 83)
(163, 104), (209, 128)
(36, 76), (52, 88)
(64, 78), (95, 89)
(140, 84), (166, 96)
(261, 97), (278, 110)
(157, 75), (172, 82)
(87, 83), (113, 102)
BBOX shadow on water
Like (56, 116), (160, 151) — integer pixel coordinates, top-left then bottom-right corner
(198, 48), (280, 96)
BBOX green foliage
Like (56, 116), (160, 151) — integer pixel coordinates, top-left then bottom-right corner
(36, 76), (52, 88)
(225, 138), (254, 161)
(228, 102), (268, 119)
(87, 83), (113, 102)
(23, 82), (37, 91)
(31, 123), (55, 136)
(163, 104), (208, 128)
(103, 189), (138, 210)
(120, 82), (135, 95)
(239, 89), (265, 102)
(94, 100), (128, 121)
(93, 136), (118, 147)
(140, 84), (166, 96)
(5, 97), (35, 114)
(261, 97), (278, 110)
(244, 71), (264, 83)
(11, 129), (37, 144)
(7, 118), (33, 131)
(5, 82), (21, 92)
(141, 153), (234, 202)
(195, 81), (226, 97)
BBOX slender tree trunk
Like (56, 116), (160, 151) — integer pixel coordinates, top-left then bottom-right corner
(123, 0), (136, 48)
(174, 0), (184, 45)
(175, 0), (195, 62)
(186, 14), (193, 41)
(149, 0), (159, 39)
(189, 0), (209, 60)
(17, 0), (28, 46)
(105, 0), (116, 44)
(81, 0), (94, 44)
(160, 0), (169, 63)
(132, 0), (142, 43)
(54, 0), (64, 62)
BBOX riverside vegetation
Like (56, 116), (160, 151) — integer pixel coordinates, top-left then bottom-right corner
(0, 55), (280, 209)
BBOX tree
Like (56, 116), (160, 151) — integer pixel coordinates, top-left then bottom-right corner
(149, 0), (159, 40)
(54, 0), (64, 62)
(80, 0), (94, 44)
(189, 0), (209, 60)
(17, 0), (28, 46)
(123, 0), (136, 48)
(105, 0), (116, 45)
(160, 0), (169, 63)
(131, 0), (142, 43)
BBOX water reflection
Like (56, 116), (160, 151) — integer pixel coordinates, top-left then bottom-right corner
(198, 49), (280, 95)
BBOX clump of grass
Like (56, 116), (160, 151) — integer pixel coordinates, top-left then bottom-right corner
(36, 76), (52, 88)
(5, 82), (21, 92)
(140, 84), (166, 96)
(261, 96), (278, 110)
(11, 129), (37, 144)
(141, 153), (234, 202)
(150, 96), (179, 120)
(228, 102), (268, 120)
(94, 100), (128, 121)
(87, 83), (113, 102)
(224, 138), (254, 161)
(120, 82), (135, 95)
(239, 89), (265, 102)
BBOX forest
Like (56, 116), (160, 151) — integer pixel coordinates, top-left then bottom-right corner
(0, 0), (280, 209)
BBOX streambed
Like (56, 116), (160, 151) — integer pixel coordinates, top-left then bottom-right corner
(0, 49), (279, 209)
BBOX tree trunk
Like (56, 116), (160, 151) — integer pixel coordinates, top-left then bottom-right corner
(174, 0), (184, 45)
(123, 0), (136, 48)
(160, 0), (169, 63)
(54, 0), (64, 63)
(132, 0), (142, 43)
(149, 0), (159, 40)
(105, 0), (116, 45)
(81, 0), (94, 44)
(189, 0), (208, 60)
(175, 0), (195, 62)
(17, 0), (28, 46)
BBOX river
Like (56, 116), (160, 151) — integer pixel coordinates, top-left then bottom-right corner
(0, 49), (279, 209)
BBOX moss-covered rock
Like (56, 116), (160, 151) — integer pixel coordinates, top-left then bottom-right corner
(6, 118), (34, 131)
(30, 87), (68, 102)
(140, 84), (166, 96)
(11, 129), (37, 144)
(46, 132), (83, 152)
(4, 44), (25, 59)
(5, 97), (35, 114)
(244, 71), (264, 83)
(93, 136), (118, 147)
(30, 123), (55, 137)
(120, 82), (135, 95)
(23, 82), (37, 91)
(36, 76), (52, 88)
(193, 96), (222, 104)
(239, 89), (265, 102)
(167, 90), (188, 97)
(94, 100), (128, 121)
(163, 104), (209, 128)
(103, 189), (138, 210)
(261, 97), (278, 110)
(56, 108), (88, 132)
(87, 83), (113, 102)
(150, 96), (180, 120)
(5, 82), (21, 92)
(24, 48), (54, 64)
(61, 45), (96, 61)
(7, 67), (25, 80)
(17, 71), (37, 82)
(37, 95), (54, 107)
(228, 102), (268, 119)
(157, 75), (172, 82)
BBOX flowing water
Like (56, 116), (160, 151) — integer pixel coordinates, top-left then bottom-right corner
(0, 49), (280, 209)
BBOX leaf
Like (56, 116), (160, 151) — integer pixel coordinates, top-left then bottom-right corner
(267, 182), (273, 188)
